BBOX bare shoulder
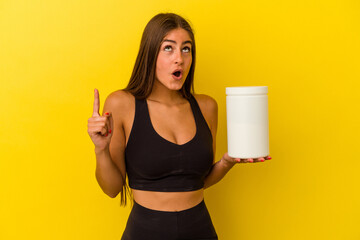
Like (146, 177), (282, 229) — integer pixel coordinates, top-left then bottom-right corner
(103, 90), (134, 112)
(193, 93), (218, 116)
(102, 90), (135, 123)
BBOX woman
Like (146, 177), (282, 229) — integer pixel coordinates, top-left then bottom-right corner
(87, 13), (270, 240)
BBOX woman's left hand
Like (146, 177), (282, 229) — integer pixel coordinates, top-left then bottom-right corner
(222, 152), (272, 165)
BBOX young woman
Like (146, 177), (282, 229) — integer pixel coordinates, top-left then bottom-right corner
(87, 13), (270, 240)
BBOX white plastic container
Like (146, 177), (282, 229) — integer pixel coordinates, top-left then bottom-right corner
(226, 86), (269, 158)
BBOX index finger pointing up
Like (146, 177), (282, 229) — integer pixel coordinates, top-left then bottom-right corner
(93, 88), (100, 117)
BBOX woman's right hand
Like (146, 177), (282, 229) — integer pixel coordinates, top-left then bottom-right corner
(87, 89), (113, 150)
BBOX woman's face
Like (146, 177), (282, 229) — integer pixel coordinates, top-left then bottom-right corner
(155, 28), (193, 91)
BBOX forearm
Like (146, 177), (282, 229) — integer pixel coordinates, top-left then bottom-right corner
(203, 157), (235, 189)
(95, 147), (124, 198)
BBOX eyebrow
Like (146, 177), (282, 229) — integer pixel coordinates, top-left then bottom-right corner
(163, 39), (192, 45)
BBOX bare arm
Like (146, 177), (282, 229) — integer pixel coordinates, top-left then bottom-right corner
(88, 89), (129, 198)
(203, 155), (236, 189)
(204, 151), (271, 189)
(95, 147), (124, 198)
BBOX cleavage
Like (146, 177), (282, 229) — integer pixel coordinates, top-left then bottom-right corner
(146, 100), (196, 146)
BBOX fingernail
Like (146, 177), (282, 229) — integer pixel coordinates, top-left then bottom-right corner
(260, 159), (265, 162)
(248, 158), (253, 163)
(236, 159), (241, 163)
(106, 133), (108, 136)
(266, 156), (272, 160)
(105, 112), (109, 115)
(109, 129), (112, 133)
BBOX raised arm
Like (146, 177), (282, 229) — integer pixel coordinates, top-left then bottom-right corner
(87, 89), (128, 198)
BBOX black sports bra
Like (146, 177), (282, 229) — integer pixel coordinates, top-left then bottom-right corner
(124, 94), (214, 192)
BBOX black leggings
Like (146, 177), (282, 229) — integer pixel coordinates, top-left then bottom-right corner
(121, 199), (218, 240)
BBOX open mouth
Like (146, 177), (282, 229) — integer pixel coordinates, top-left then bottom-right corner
(173, 71), (181, 77)
(172, 70), (182, 78)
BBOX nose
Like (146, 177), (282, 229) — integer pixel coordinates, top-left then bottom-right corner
(174, 49), (184, 65)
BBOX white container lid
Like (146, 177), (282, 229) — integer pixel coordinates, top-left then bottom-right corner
(226, 86), (268, 96)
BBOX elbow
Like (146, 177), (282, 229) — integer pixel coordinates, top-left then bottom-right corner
(108, 193), (118, 198)
(106, 190), (120, 198)
(102, 186), (122, 198)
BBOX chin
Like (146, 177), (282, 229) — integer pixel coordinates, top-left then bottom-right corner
(167, 86), (183, 92)
(167, 83), (184, 91)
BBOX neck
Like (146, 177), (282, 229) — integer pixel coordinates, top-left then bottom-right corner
(148, 82), (185, 104)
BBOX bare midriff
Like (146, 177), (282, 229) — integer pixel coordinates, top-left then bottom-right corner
(132, 188), (204, 212)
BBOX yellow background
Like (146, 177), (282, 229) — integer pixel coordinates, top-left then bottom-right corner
(1, 0), (359, 239)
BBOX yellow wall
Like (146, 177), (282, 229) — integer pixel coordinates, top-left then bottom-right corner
(1, 0), (359, 239)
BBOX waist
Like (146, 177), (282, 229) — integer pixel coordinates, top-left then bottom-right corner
(132, 188), (204, 212)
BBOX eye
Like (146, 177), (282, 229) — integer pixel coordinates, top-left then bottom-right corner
(164, 45), (173, 52)
(182, 46), (191, 53)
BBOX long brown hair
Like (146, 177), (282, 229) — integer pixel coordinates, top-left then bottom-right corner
(120, 13), (196, 206)
(124, 13), (196, 100)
